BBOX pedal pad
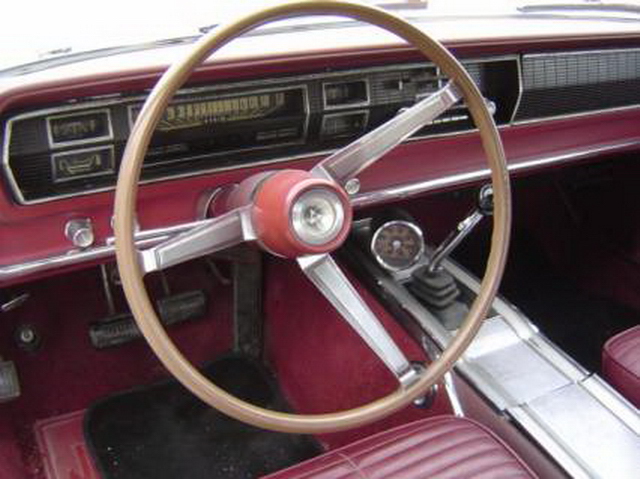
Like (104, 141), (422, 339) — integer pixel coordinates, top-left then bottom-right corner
(0, 360), (20, 402)
(89, 290), (208, 349)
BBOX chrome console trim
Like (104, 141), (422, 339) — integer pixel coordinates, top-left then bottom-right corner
(445, 260), (640, 479)
(353, 237), (640, 478)
(1, 137), (640, 283)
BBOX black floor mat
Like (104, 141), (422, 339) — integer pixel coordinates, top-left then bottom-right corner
(454, 230), (639, 372)
(85, 356), (321, 479)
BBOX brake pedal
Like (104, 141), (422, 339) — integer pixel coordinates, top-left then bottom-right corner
(89, 290), (208, 349)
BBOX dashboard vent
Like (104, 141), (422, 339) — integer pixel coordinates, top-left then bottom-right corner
(514, 49), (640, 122)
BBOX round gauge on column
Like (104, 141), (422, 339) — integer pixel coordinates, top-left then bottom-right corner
(370, 220), (425, 271)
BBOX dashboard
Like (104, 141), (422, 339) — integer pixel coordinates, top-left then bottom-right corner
(5, 48), (640, 205)
(3, 57), (518, 204)
(1, 31), (640, 285)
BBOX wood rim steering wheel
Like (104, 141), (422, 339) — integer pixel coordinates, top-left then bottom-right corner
(113, 0), (511, 434)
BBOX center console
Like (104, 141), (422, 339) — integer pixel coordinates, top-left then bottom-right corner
(343, 204), (640, 479)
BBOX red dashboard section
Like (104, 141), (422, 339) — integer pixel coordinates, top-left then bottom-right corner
(1, 37), (640, 286)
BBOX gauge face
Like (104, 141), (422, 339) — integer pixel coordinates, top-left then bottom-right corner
(371, 220), (425, 271)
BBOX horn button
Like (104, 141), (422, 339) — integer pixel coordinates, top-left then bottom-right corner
(250, 170), (353, 258)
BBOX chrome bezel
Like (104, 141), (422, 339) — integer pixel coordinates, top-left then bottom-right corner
(370, 219), (425, 272)
(46, 108), (113, 148)
(322, 78), (371, 110)
(125, 84), (310, 170)
(319, 109), (370, 139)
(51, 145), (115, 183)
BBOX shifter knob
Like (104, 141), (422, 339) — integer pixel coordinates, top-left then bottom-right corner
(477, 184), (494, 216)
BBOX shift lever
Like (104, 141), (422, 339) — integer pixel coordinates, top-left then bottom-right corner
(428, 184), (493, 273)
(409, 185), (493, 329)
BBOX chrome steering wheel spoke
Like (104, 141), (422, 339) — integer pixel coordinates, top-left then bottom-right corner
(138, 206), (255, 274)
(311, 81), (462, 185)
(298, 253), (419, 388)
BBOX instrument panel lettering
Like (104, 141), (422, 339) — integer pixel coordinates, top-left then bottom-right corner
(130, 91), (293, 133)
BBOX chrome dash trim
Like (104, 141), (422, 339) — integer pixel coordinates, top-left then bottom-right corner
(320, 109), (370, 139)
(322, 78), (371, 111)
(351, 138), (640, 208)
(524, 46), (640, 59)
(513, 103), (640, 126)
(509, 54), (524, 125)
(50, 145), (115, 183)
(46, 108), (114, 149)
(0, 219), (211, 282)
(4, 83), (311, 205)
(2, 137), (640, 283)
(1, 55), (518, 205)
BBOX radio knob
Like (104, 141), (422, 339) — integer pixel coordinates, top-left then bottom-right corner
(65, 218), (95, 249)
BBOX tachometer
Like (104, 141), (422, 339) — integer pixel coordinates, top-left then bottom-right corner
(370, 220), (424, 271)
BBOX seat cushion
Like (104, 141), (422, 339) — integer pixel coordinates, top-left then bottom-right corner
(602, 325), (640, 407)
(263, 416), (536, 479)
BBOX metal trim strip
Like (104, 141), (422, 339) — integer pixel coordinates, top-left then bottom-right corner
(352, 138), (640, 208)
(1, 137), (639, 283)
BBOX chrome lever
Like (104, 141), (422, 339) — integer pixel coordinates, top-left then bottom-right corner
(1, 293), (29, 314)
(428, 184), (493, 273)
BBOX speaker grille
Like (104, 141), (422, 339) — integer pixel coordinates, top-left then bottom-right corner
(515, 49), (640, 122)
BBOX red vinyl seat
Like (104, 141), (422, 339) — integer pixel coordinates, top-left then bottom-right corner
(263, 416), (537, 479)
(602, 325), (640, 408)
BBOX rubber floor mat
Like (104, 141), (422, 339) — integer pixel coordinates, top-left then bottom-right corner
(84, 356), (321, 479)
(35, 410), (100, 479)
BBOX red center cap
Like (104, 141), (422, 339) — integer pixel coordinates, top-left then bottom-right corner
(250, 170), (353, 258)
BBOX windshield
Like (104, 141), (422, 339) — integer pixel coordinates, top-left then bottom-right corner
(1, 0), (273, 71)
(2, 0), (640, 73)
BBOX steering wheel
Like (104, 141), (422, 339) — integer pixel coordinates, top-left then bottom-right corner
(113, 0), (511, 434)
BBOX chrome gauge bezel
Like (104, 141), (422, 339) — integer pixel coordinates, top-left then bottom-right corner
(370, 220), (425, 272)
